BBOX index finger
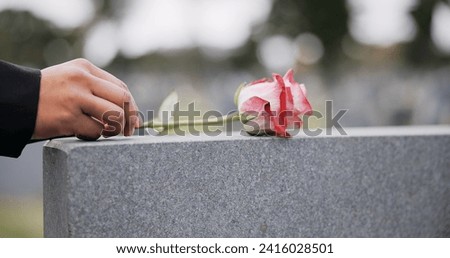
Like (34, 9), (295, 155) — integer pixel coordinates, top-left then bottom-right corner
(81, 60), (140, 116)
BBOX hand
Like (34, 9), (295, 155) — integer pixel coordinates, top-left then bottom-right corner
(32, 58), (140, 140)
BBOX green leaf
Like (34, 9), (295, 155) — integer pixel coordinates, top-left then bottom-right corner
(158, 91), (179, 121)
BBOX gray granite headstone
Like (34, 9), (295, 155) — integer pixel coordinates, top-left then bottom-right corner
(43, 126), (450, 237)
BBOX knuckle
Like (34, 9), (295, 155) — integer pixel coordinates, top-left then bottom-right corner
(67, 67), (88, 81)
(67, 87), (81, 103)
(62, 84), (78, 103)
(120, 81), (129, 89)
(73, 58), (92, 68)
(60, 111), (78, 135)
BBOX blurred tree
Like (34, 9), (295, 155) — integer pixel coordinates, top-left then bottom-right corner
(0, 10), (54, 67)
(264, 0), (349, 68)
(407, 0), (450, 66)
(0, 10), (84, 67)
(2, 0), (449, 73)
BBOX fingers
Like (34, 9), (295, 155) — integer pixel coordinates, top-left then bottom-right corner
(86, 75), (139, 135)
(80, 94), (125, 133)
(88, 75), (130, 108)
(123, 101), (135, 136)
(68, 58), (140, 139)
(74, 114), (104, 141)
(78, 59), (140, 126)
(80, 58), (125, 89)
(35, 58), (141, 141)
(73, 59), (140, 136)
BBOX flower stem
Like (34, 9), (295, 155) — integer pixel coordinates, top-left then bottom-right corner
(139, 111), (246, 130)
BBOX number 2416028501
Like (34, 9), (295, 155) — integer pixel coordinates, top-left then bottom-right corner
(259, 243), (333, 254)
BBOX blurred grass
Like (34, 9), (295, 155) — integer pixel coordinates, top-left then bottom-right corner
(0, 197), (43, 238)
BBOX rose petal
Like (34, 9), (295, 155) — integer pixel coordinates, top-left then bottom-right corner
(239, 96), (268, 113)
(284, 69), (295, 84)
(273, 73), (287, 124)
(237, 68), (312, 137)
(284, 69), (307, 95)
(289, 82), (312, 115)
(249, 78), (270, 86)
(271, 116), (290, 137)
(238, 80), (282, 113)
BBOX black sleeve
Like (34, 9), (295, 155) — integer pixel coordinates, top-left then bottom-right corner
(0, 60), (41, 158)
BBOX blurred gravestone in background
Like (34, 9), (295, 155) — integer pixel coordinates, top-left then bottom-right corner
(1, 0), (449, 237)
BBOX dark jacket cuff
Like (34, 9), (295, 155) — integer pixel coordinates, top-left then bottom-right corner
(0, 60), (41, 158)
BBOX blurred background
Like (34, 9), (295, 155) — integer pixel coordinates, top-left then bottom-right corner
(1, 0), (449, 237)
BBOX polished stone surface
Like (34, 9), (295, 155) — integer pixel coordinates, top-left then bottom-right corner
(43, 126), (450, 237)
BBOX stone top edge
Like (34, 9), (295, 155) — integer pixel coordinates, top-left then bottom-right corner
(43, 125), (450, 153)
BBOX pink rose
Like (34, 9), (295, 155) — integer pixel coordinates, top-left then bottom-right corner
(236, 69), (312, 137)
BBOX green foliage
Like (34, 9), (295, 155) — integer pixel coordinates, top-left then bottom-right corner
(0, 198), (43, 238)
